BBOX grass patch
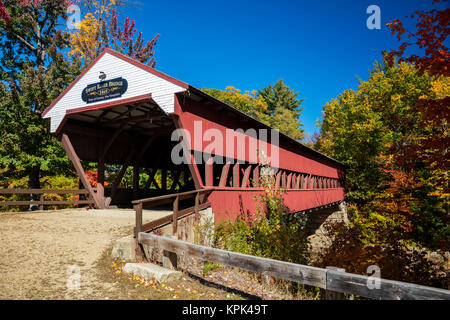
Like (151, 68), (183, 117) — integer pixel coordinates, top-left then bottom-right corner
(202, 263), (223, 276)
(92, 247), (243, 300)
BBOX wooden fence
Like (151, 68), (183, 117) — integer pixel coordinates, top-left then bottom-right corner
(0, 189), (94, 210)
(138, 233), (450, 300)
(132, 188), (213, 257)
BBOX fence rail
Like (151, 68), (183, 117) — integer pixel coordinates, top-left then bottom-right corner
(133, 188), (213, 257)
(0, 189), (94, 209)
(138, 233), (450, 300)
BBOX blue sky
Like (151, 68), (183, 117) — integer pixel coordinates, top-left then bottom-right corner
(117, 0), (444, 138)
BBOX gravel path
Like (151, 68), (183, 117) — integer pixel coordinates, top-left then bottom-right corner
(0, 208), (171, 299)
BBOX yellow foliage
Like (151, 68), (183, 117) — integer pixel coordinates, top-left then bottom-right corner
(430, 76), (450, 99)
(68, 0), (117, 63)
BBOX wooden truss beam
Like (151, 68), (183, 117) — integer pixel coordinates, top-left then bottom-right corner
(171, 115), (202, 189)
(219, 161), (231, 187)
(287, 173), (292, 189)
(170, 170), (182, 191)
(106, 103), (142, 123)
(241, 165), (251, 188)
(145, 168), (160, 190)
(276, 171), (281, 188)
(233, 163), (240, 188)
(61, 133), (102, 208)
(109, 147), (136, 202)
(205, 158), (214, 187)
(252, 165), (259, 187)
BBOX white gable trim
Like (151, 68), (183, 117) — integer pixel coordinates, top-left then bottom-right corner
(43, 50), (187, 132)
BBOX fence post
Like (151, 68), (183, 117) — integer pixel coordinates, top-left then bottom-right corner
(194, 192), (199, 215)
(39, 193), (44, 211)
(173, 195), (179, 237)
(163, 235), (178, 270)
(134, 202), (144, 260)
(326, 266), (346, 300)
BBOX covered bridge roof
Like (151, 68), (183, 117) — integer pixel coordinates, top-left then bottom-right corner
(42, 48), (343, 168)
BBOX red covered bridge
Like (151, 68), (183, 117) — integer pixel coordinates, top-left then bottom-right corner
(42, 48), (345, 222)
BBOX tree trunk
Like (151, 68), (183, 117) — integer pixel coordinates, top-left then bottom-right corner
(28, 166), (40, 211)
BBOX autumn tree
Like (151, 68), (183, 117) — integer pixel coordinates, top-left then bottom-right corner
(317, 60), (449, 249)
(383, 0), (449, 247)
(69, 0), (160, 66)
(384, 0), (449, 198)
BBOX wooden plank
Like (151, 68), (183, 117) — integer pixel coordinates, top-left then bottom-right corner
(134, 188), (213, 205)
(138, 233), (327, 289)
(281, 171), (287, 188)
(233, 163), (240, 187)
(170, 170), (181, 191)
(2, 200), (94, 205)
(109, 148), (136, 202)
(97, 151), (105, 207)
(275, 171), (281, 188)
(219, 162), (231, 187)
(252, 165), (259, 187)
(286, 173), (292, 189)
(134, 203), (144, 260)
(105, 104), (144, 124)
(161, 169), (167, 190)
(173, 196), (179, 235)
(134, 203), (143, 239)
(171, 115), (202, 189)
(102, 122), (128, 159)
(61, 133), (102, 208)
(136, 135), (157, 166)
(0, 189), (90, 194)
(194, 192), (199, 215)
(326, 269), (450, 300)
(325, 267), (346, 300)
(241, 165), (252, 188)
(144, 168), (160, 190)
(133, 165), (140, 198)
(205, 159), (213, 187)
(39, 194), (44, 210)
(106, 112), (163, 126)
(140, 202), (211, 232)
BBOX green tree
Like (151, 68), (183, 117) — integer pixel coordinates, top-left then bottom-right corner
(0, 1), (81, 194)
(258, 79), (304, 115)
(203, 80), (305, 141)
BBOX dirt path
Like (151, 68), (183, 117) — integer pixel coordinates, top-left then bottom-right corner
(0, 208), (314, 300)
(0, 208), (172, 299)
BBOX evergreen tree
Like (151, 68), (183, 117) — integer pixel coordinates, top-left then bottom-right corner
(258, 79), (304, 140)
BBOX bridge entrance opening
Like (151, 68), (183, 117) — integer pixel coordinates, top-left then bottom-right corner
(59, 97), (196, 209)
